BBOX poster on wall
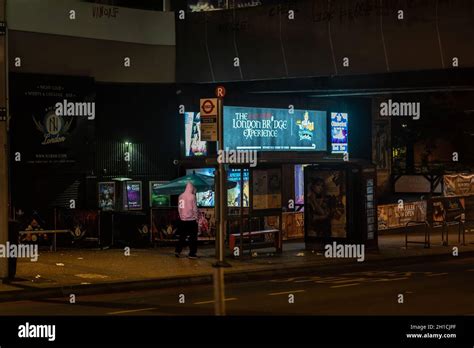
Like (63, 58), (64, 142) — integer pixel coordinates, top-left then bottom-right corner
(252, 168), (282, 210)
(305, 169), (347, 238)
(98, 182), (115, 211)
(124, 181), (142, 210)
(330, 112), (348, 154)
(224, 106), (327, 152)
(184, 112), (207, 157)
(443, 174), (474, 197)
(377, 201), (427, 230)
(150, 181), (170, 207)
(10, 74), (95, 166)
(431, 197), (465, 223)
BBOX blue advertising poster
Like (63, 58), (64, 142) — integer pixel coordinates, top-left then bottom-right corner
(330, 112), (348, 154)
(223, 106), (327, 151)
(125, 181), (142, 210)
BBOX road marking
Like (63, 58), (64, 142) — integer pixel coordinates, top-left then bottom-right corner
(427, 272), (448, 277)
(372, 277), (409, 282)
(331, 278), (366, 284)
(108, 307), (157, 315)
(268, 290), (305, 296)
(330, 283), (360, 288)
(194, 298), (238, 305)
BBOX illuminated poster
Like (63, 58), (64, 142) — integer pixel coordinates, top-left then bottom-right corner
(305, 169), (347, 238)
(125, 181), (142, 210)
(331, 112), (348, 154)
(227, 169), (249, 207)
(187, 168), (250, 207)
(184, 112), (207, 157)
(150, 181), (170, 207)
(98, 182), (115, 211)
(224, 106), (327, 151)
(294, 164), (310, 205)
(186, 168), (215, 207)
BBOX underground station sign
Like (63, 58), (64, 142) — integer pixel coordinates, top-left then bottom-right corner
(200, 98), (218, 141)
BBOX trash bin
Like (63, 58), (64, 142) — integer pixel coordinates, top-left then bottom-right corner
(8, 219), (20, 280)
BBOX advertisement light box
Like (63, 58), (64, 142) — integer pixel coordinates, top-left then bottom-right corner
(331, 112), (348, 154)
(184, 112), (207, 157)
(223, 106), (327, 151)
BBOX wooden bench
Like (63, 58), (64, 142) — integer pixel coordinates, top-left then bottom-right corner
(229, 229), (281, 254)
(19, 230), (71, 251)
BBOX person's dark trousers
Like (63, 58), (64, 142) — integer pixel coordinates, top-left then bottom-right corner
(175, 220), (198, 256)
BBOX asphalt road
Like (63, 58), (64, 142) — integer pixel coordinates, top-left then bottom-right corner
(1, 257), (474, 316)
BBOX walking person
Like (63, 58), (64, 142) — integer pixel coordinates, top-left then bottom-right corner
(175, 182), (199, 259)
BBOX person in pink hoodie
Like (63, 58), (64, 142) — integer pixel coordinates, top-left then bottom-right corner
(175, 182), (199, 258)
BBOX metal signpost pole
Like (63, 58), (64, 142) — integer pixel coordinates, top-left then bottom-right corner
(214, 98), (230, 268)
(0, 0), (9, 279)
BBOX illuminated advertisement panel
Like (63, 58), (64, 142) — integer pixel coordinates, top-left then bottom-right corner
(150, 181), (171, 207)
(224, 106), (327, 151)
(124, 181), (142, 210)
(98, 182), (115, 211)
(331, 112), (348, 154)
(184, 112), (207, 157)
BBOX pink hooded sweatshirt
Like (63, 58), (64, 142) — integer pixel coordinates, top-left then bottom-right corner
(178, 182), (198, 221)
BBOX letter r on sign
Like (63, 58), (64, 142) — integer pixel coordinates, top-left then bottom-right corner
(215, 86), (226, 98)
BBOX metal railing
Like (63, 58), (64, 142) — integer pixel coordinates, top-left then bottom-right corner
(405, 220), (430, 249)
(405, 219), (468, 249)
